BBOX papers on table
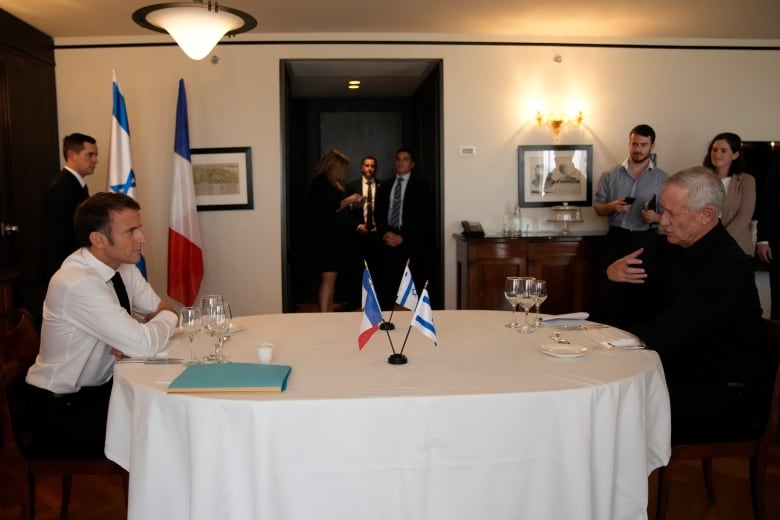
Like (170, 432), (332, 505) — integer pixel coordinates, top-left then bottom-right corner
(167, 362), (292, 393)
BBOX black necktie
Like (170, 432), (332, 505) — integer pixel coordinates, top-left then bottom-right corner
(111, 272), (131, 314)
(365, 182), (374, 227)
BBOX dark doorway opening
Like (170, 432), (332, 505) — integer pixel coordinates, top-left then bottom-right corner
(280, 59), (443, 313)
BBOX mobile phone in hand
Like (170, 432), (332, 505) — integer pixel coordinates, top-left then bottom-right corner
(623, 197), (636, 205)
(644, 194), (657, 211)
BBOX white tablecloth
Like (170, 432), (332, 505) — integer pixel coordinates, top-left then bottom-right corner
(105, 311), (670, 520)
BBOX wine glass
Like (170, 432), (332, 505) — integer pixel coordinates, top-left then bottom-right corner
(504, 277), (521, 328)
(208, 301), (232, 363)
(533, 280), (548, 328)
(199, 294), (222, 361)
(516, 277), (538, 333)
(179, 307), (201, 366)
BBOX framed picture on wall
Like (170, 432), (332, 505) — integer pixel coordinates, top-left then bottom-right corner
(191, 147), (254, 211)
(518, 144), (592, 207)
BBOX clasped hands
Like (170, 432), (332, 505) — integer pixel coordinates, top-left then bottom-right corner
(383, 231), (403, 247)
(607, 248), (648, 284)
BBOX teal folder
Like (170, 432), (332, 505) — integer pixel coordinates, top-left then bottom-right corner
(167, 363), (292, 393)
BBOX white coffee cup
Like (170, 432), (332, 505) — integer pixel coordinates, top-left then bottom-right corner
(256, 342), (273, 364)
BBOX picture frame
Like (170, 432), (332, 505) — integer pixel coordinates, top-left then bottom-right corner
(517, 144), (593, 207)
(191, 147), (254, 211)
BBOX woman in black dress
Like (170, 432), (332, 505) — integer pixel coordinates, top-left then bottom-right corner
(307, 150), (362, 311)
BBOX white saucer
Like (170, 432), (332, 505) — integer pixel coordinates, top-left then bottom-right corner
(541, 344), (589, 358)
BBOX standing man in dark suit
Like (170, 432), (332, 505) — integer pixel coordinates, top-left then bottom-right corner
(374, 148), (435, 309)
(344, 156), (381, 310)
(756, 154), (780, 318)
(40, 133), (98, 284)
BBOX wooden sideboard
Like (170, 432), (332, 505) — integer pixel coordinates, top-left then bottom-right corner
(454, 233), (603, 314)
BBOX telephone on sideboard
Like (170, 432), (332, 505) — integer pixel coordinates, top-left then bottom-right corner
(461, 221), (485, 238)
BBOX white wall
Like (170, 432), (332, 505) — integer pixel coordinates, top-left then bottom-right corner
(53, 41), (780, 314)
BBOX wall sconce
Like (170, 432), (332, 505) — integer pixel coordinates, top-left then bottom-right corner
(535, 111), (584, 140)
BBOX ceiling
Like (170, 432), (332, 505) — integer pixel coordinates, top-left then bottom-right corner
(2, 0), (779, 98)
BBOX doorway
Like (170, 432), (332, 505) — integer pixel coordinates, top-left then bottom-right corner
(280, 59), (443, 312)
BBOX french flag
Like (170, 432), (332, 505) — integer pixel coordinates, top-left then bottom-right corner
(167, 79), (204, 306)
(107, 70), (146, 277)
(358, 267), (383, 350)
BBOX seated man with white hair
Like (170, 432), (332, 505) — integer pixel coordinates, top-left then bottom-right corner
(607, 166), (776, 443)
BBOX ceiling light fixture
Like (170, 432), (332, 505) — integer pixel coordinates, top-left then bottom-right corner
(133, 1), (257, 61)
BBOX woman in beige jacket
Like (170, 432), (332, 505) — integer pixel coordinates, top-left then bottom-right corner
(703, 132), (756, 255)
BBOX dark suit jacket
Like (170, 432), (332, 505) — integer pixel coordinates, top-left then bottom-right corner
(346, 177), (381, 227)
(629, 223), (768, 384)
(626, 223), (775, 442)
(372, 173), (435, 305)
(757, 155), (780, 247)
(40, 169), (88, 283)
(374, 173), (435, 259)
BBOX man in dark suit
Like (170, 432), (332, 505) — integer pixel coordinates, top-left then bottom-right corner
(608, 167), (775, 443)
(756, 154), (780, 318)
(373, 148), (435, 309)
(344, 156), (381, 309)
(40, 133), (98, 284)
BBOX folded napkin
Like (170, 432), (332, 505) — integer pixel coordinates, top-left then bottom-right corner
(606, 337), (641, 348)
(540, 312), (589, 322)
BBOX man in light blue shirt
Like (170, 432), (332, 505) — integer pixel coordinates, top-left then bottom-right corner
(592, 124), (668, 326)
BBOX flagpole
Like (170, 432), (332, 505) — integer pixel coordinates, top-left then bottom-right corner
(380, 258), (412, 331)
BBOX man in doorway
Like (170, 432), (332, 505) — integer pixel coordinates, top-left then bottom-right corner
(756, 154), (780, 318)
(40, 133), (98, 284)
(592, 124), (668, 326)
(607, 167), (774, 443)
(373, 148), (435, 309)
(344, 156), (381, 310)
(26, 192), (178, 458)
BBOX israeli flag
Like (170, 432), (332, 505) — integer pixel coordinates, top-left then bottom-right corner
(411, 288), (438, 347)
(395, 264), (419, 311)
(107, 70), (146, 277)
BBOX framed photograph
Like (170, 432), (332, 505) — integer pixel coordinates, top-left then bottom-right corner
(518, 144), (593, 207)
(191, 147), (253, 211)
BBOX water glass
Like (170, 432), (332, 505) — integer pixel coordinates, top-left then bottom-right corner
(516, 277), (538, 333)
(179, 307), (201, 365)
(533, 280), (548, 327)
(504, 277), (522, 328)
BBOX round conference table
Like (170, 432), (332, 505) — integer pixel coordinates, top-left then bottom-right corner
(105, 310), (671, 520)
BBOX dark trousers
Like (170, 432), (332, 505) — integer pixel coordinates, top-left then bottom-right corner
(668, 380), (773, 444)
(25, 380), (113, 459)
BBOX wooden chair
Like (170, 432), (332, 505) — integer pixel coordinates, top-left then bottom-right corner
(655, 318), (780, 520)
(0, 309), (128, 520)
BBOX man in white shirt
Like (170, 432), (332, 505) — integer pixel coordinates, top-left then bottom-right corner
(26, 192), (177, 457)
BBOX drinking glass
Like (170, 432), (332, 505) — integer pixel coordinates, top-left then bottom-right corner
(504, 277), (522, 328)
(178, 307), (201, 365)
(533, 280), (548, 328)
(208, 301), (232, 363)
(199, 294), (222, 361)
(516, 277), (538, 333)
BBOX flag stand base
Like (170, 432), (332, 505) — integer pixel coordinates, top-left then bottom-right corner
(380, 321), (395, 331)
(387, 353), (408, 365)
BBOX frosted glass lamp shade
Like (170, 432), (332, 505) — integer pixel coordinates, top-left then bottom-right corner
(133, 2), (257, 61)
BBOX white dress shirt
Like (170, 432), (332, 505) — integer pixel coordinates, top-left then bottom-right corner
(26, 248), (178, 394)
